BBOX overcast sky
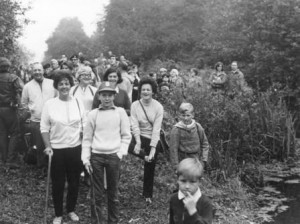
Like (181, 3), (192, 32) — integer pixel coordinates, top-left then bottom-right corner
(19, 0), (109, 62)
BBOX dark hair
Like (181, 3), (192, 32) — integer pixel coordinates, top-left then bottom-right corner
(138, 77), (158, 94)
(103, 67), (123, 84)
(60, 61), (73, 70)
(43, 63), (51, 70)
(214, 62), (224, 71)
(190, 68), (199, 76)
(53, 70), (74, 89)
(119, 62), (128, 71)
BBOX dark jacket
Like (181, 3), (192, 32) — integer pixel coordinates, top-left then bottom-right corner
(0, 72), (23, 106)
(169, 193), (213, 224)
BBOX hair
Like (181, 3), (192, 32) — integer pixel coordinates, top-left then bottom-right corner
(60, 61), (73, 70)
(138, 77), (158, 94)
(53, 70), (74, 89)
(103, 67), (123, 84)
(162, 74), (169, 80)
(119, 62), (128, 71)
(214, 62), (224, 71)
(190, 68), (199, 76)
(231, 61), (238, 65)
(177, 158), (204, 180)
(179, 102), (194, 114)
(43, 63), (51, 70)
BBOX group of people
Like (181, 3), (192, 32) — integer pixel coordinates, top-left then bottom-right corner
(0, 53), (249, 224)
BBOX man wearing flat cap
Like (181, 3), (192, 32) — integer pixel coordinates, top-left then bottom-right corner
(0, 57), (23, 168)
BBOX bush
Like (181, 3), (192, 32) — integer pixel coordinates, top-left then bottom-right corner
(159, 72), (296, 180)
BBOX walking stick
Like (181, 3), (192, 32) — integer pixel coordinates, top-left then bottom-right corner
(44, 154), (52, 224)
(90, 171), (101, 224)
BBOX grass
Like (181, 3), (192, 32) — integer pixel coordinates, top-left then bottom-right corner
(0, 153), (259, 224)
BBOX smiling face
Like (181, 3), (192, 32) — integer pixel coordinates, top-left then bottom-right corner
(57, 78), (71, 97)
(178, 175), (200, 197)
(107, 72), (118, 84)
(78, 72), (92, 85)
(98, 91), (115, 108)
(32, 63), (44, 83)
(140, 84), (153, 101)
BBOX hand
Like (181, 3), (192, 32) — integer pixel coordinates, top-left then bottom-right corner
(146, 147), (156, 162)
(134, 143), (141, 154)
(85, 162), (93, 174)
(44, 147), (53, 157)
(183, 192), (197, 216)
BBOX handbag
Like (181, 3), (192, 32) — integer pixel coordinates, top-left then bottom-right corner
(138, 100), (169, 154)
(128, 134), (146, 159)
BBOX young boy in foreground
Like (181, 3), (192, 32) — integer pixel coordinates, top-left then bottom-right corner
(169, 158), (213, 224)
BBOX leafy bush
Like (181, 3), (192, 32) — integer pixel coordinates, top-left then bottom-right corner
(159, 73), (296, 180)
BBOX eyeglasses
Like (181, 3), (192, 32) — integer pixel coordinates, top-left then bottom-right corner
(80, 74), (91, 78)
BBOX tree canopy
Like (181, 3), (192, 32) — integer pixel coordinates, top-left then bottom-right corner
(44, 17), (91, 61)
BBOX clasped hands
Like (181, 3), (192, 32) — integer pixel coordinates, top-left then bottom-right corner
(134, 143), (156, 162)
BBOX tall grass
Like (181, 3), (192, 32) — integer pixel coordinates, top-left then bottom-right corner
(159, 75), (296, 180)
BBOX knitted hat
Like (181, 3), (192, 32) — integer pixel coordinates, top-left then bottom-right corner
(0, 57), (11, 67)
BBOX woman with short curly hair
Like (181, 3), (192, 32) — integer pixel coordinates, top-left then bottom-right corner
(130, 77), (164, 203)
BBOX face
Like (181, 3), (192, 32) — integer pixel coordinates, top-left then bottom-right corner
(179, 110), (194, 125)
(72, 58), (79, 66)
(217, 65), (222, 72)
(51, 60), (59, 69)
(32, 64), (44, 82)
(110, 57), (116, 64)
(178, 175), (200, 197)
(140, 84), (153, 100)
(162, 76), (169, 82)
(79, 73), (92, 85)
(107, 72), (118, 84)
(231, 62), (238, 71)
(170, 70), (177, 78)
(98, 91), (115, 108)
(57, 78), (71, 97)
(62, 64), (69, 70)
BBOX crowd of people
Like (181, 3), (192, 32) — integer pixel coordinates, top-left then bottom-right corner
(0, 52), (248, 224)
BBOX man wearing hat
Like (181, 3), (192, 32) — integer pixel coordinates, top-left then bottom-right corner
(0, 57), (23, 168)
(82, 81), (131, 224)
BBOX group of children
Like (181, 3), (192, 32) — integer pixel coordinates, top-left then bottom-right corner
(84, 81), (213, 224)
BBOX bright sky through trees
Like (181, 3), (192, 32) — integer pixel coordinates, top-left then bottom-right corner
(18, 0), (109, 61)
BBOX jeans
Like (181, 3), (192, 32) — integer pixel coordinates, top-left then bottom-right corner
(0, 107), (19, 164)
(29, 121), (46, 167)
(141, 136), (159, 198)
(51, 145), (82, 217)
(91, 153), (121, 224)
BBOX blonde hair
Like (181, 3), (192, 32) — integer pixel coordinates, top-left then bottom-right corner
(179, 102), (194, 114)
(177, 158), (204, 180)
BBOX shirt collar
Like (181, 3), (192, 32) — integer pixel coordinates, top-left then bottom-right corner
(115, 86), (119, 93)
(98, 105), (116, 110)
(178, 188), (202, 201)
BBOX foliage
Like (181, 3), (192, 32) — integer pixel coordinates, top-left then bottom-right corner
(97, 0), (300, 92)
(0, 0), (29, 60)
(159, 71), (296, 180)
(44, 17), (92, 61)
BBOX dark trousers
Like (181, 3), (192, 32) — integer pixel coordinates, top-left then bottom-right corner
(141, 137), (159, 198)
(91, 153), (121, 224)
(51, 145), (82, 217)
(0, 107), (19, 164)
(29, 121), (46, 167)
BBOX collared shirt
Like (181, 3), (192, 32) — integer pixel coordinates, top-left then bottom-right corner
(21, 78), (57, 122)
(178, 188), (202, 201)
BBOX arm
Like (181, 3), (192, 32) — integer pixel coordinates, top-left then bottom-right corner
(123, 91), (131, 116)
(169, 201), (175, 224)
(197, 124), (209, 162)
(130, 103), (142, 154)
(150, 104), (164, 148)
(185, 197), (213, 224)
(40, 102), (52, 155)
(21, 85), (29, 106)
(81, 111), (96, 165)
(117, 108), (132, 158)
(169, 127), (180, 169)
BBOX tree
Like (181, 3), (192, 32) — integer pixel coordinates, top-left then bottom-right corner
(44, 17), (92, 61)
(0, 0), (29, 60)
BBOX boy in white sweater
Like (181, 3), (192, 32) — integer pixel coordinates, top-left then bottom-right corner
(81, 81), (131, 224)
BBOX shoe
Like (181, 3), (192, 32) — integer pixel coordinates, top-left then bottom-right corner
(145, 198), (152, 204)
(68, 212), (79, 221)
(53, 216), (62, 224)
